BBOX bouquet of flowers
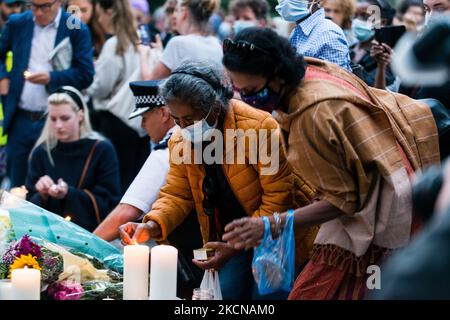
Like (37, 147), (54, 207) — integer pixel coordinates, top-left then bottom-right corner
(0, 235), (63, 285)
(0, 191), (124, 300)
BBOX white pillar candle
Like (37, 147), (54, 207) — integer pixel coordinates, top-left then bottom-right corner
(0, 280), (12, 300)
(11, 268), (40, 300)
(123, 244), (150, 300)
(149, 245), (178, 300)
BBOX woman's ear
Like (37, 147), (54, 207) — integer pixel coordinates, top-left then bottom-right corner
(78, 109), (84, 123)
(180, 6), (188, 21)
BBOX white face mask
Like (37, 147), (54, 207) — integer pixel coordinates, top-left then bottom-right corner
(275, 0), (311, 23)
(181, 106), (218, 143)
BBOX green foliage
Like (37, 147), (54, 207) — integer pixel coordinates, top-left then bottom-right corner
(0, 261), (8, 279)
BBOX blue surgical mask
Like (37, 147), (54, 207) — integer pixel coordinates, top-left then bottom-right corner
(240, 81), (281, 113)
(233, 20), (257, 35)
(275, 0), (310, 23)
(181, 106), (218, 143)
(352, 18), (375, 42)
(218, 22), (232, 41)
(424, 12), (447, 27)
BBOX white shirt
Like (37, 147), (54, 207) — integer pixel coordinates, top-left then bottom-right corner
(120, 127), (176, 214)
(161, 34), (223, 71)
(19, 9), (62, 112)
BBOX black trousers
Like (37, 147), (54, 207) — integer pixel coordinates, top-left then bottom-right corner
(97, 111), (150, 194)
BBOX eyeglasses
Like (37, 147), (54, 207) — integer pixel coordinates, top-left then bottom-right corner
(30, 0), (58, 12)
(222, 38), (271, 59)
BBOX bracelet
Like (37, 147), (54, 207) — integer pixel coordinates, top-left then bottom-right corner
(273, 212), (282, 238)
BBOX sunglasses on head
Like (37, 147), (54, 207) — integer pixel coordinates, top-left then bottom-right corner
(222, 38), (271, 58)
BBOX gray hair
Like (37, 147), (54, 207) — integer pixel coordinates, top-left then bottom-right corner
(160, 61), (234, 115)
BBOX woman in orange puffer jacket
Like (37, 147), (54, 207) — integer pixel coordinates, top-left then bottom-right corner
(120, 62), (316, 300)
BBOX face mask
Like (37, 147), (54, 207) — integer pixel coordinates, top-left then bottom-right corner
(181, 106), (218, 143)
(424, 12), (446, 27)
(352, 18), (375, 42)
(218, 21), (232, 40)
(275, 0), (310, 23)
(233, 20), (257, 35)
(240, 81), (282, 113)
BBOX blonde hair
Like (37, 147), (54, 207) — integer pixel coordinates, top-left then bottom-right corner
(321, 0), (356, 30)
(34, 86), (103, 166)
(179, 0), (219, 33)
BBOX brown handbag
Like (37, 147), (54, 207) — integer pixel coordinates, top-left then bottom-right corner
(77, 140), (102, 225)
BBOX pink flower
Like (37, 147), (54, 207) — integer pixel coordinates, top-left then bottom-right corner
(48, 280), (84, 300)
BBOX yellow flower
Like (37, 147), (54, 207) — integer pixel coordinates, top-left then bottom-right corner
(8, 254), (41, 278)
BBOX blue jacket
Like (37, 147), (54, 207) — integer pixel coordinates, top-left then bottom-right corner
(0, 10), (95, 133)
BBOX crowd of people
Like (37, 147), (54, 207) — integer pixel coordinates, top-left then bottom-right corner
(0, 0), (449, 300)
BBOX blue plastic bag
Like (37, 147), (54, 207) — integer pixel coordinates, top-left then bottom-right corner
(252, 210), (295, 295)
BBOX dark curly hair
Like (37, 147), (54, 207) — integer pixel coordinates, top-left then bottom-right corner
(222, 27), (306, 91)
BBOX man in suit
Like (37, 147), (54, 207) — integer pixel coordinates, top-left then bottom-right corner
(0, 0), (95, 187)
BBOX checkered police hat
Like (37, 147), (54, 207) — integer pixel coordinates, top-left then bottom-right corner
(128, 80), (165, 119)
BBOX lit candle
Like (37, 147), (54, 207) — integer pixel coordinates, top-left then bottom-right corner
(149, 245), (178, 300)
(11, 268), (41, 300)
(123, 244), (150, 300)
(0, 280), (12, 300)
(64, 216), (71, 222)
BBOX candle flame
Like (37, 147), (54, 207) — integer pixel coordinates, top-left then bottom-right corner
(64, 216), (71, 221)
(131, 240), (138, 245)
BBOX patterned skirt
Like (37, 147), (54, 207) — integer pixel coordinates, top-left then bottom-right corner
(288, 216), (423, 300)
(288, 244), (390, 300)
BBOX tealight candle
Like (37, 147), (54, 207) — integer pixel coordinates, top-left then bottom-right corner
(123, 244), (150, 300)
(11, 268), (41, 300)
(149, 245), (178, 300)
